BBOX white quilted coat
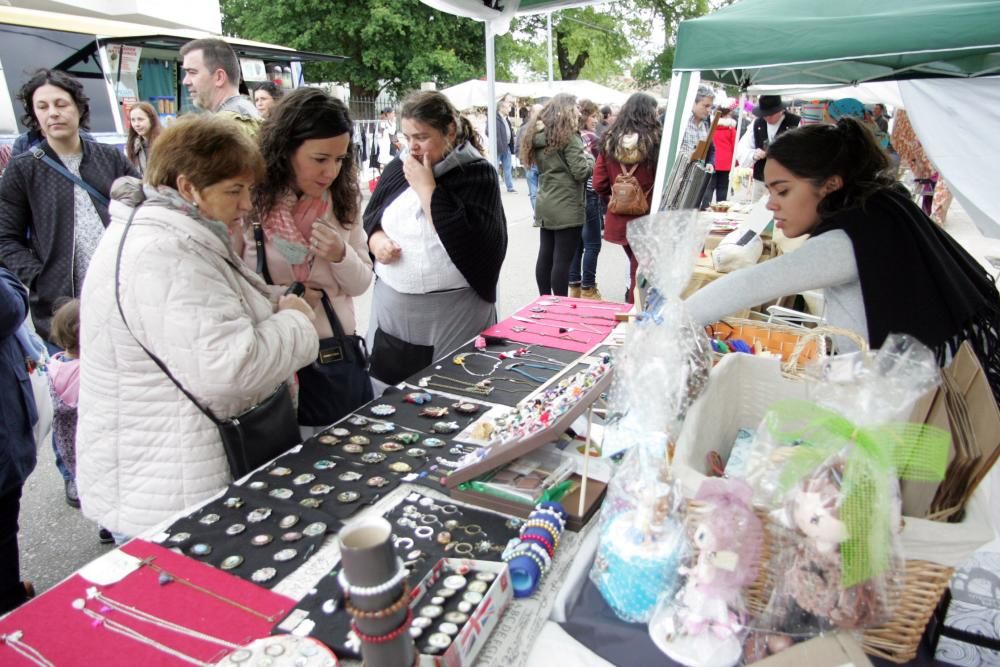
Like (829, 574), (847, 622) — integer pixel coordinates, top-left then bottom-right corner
(77, 200), (319, 536)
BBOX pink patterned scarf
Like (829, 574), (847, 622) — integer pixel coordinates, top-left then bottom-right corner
(261, 190), (332, 282)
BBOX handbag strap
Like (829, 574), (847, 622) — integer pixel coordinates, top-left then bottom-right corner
(31, 146), (110, 209)
(114, 207), (224, 425)
(251, 222), (273, 284)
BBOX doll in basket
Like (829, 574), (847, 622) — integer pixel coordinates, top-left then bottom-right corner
(776, 456), (903, 632)
(656, 479), (763, 667)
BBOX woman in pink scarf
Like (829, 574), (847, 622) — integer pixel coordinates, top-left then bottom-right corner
(243, 88), (373, 433)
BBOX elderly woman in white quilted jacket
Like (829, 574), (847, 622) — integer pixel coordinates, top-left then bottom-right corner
(76, 116), (319, 539)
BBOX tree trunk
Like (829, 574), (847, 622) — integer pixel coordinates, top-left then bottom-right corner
(555, 27), (588, 80)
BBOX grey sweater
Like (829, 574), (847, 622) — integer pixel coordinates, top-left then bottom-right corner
(686, 230), (869, 347)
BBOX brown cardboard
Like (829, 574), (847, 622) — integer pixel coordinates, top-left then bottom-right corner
(901, 342), (1000, 519)
(753, 632), (873, 666)
(445, 369), (613, 489)
(451, 473), (607, 532)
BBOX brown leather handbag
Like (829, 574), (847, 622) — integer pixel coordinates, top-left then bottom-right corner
(607, 163), (650, 216)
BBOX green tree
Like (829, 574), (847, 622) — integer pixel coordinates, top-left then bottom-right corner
(503, 4), (647, 82)
(221, 0), (488, 98)
(632, 0), (732, 86)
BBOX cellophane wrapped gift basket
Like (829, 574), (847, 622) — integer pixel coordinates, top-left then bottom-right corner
(589, 210), (714, 623)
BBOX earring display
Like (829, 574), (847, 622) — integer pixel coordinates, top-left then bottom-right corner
(273, 492), (521, 660)
(161, 484), (339, 589)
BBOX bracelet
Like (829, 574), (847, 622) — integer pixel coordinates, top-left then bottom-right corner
(535, 501), (569, 522)
(520, 520), (561, 548)
(338, 558), (409, 598)
(507, 551), (546, 595)
(515, 541), (552, 571)
(503, 541), (551, 572)
(344, 582), (411, 619)
(531, 507), (566, 531)
(351, 608), (413, 644)
(519, 532), (554, 558)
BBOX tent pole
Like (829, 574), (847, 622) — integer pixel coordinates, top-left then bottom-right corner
(486, 21), (499, 168)
(650, 70), (695, 211)
(731, 90), (746, 201)
(547, 12), (554, 82)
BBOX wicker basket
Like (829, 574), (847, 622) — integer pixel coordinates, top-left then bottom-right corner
(706, 318), (868, 377)
(685, 502), (953, 663)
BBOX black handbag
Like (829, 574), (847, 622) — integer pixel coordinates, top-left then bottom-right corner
(368, 327), (435, 386)
(115, 209), (301, 479)
(296, 294), (374, 426)
(253, 224), (373, 426)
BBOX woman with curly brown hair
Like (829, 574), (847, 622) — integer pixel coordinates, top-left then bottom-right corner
(523, 93), (593, 296)
(593, 92), (660, 304)
(245, 87), (374, 430)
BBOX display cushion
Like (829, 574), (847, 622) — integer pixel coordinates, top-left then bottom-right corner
(479, 296), (629, 353)
(0, 540), (294, 665)
(161, 484), (342, 588)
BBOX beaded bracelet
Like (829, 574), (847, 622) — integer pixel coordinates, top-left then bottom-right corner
(507, 551), (547, 590)
(519, 532), (554, 558)
(344, 582), (411, 619)
(351, 608), (413, 644)
(531, 507), (566, 531)
(338, 558), (408, 598)
(520, 520), (560, 548)
(525, 513), (563, 536)
(504, 541), (551, 572)
(535, 501), (569, 522)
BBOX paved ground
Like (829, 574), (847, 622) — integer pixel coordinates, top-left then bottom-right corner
(19, 173), (630, 594)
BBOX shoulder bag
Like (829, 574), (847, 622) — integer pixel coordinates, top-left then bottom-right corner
(253, 224), (374, 426)
(115, 209), (300, 479)
(31, 146), (110, 209)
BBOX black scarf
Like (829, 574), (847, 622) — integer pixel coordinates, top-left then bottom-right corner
(814, 188), (1000, 403)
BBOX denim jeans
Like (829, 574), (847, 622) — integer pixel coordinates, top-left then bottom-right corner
(500, 152), (514, 191)
(568, 190), (603, 289)
(526, 165), (539, 210)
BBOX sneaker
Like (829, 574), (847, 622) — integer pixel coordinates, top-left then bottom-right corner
(568, 284), (582, 298)
(98, 527), (114, 545)
(581, 286), (603, 300)
(65, 479), (81, 509)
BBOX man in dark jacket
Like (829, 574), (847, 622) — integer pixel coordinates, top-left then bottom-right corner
(0, 268), (37, 614)
(494, 99), (516, 192)
(0, 69), (137, 344)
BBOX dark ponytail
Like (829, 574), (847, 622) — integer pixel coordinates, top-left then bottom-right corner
(401, 90), (484, 156)
(768, 117), (895, 217)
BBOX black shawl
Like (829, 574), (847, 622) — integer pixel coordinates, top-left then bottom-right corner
(814, 188), (1000, 403)
(362, 155), (507, 304)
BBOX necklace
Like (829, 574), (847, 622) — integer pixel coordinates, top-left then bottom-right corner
(1, 631), (55, 667)
(419, 374), (494, 395)
(452, 352), (503, 377)
(530, 314), (608, 333)
(76, 603), (215, 666)
(491, 374), (539, 387)
(84, 587), (243, 649)
(530, 306), (617, 322)
(140, 557), (279, 622)
(511, 326), (589, 343)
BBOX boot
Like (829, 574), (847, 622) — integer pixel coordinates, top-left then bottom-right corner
(581, 286), (603, 300)
(568, 283), (582, 298)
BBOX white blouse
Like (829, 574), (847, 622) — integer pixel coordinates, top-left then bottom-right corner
(374, 187), (469, 294)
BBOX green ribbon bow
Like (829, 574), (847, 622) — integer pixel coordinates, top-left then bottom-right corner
(766, 399), (949, 588)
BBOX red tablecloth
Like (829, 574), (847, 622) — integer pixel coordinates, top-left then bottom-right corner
(0, 539), (295, 666)
(481, 296), (630, 353)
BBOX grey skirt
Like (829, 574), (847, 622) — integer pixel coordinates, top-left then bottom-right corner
(367, 279), (497, 385)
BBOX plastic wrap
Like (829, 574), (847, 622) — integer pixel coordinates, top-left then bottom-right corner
(744, 334), (951, 654)
(649, 479), (763, 667)
(590, 211), (713, 622)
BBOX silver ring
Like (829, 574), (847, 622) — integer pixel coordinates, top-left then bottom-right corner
(394, 537), (414, 550)
(441, 505), (459, 515)
(414, 526), (434, 539)
(453, 542), (473, 556)
(419, 515), (439, 525)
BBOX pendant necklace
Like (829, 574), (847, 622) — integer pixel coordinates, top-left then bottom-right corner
(452, 353), (503, 377)
(0, 631), (55, 667)
(511, 326), (588, 343)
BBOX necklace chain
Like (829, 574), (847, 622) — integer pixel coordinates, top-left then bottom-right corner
(140, 558), (278, 622)
(77, 605), (213, 666)
(1, 631), (55, 667)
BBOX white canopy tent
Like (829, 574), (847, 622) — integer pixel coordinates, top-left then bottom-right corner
(439, 78), (633, 111)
